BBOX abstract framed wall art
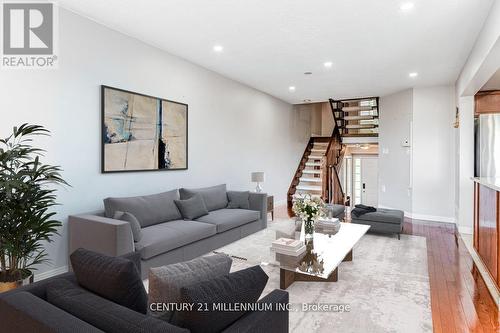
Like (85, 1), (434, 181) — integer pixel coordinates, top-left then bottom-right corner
(101, 85), (188, 173)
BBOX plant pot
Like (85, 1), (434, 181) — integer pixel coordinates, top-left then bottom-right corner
(0, 272), (33, 293)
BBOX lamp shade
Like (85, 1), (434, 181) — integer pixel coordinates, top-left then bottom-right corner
(251, 172), (265, 182)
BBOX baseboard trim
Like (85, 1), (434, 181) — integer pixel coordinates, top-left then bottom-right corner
(378, 205), (456, 224)
(408, 213), (456, 224)
(34, 265), (68, 282)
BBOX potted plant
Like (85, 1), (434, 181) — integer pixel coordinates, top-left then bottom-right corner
(292, 194), (324, 239)
(0, 124), (68, 292)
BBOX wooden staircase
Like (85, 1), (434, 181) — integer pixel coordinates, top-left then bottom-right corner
(329, 97), (379, 137)
(287, 96), (380, 216)
(287, 112), (347, 216)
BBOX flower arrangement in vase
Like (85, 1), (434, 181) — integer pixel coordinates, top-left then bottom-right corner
(292, 194), (325, 239)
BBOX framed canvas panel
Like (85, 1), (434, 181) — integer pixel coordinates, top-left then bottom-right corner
(101, 85), (188, 173)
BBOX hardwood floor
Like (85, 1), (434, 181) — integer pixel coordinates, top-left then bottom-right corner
(273, 206), (499, 333)
(403, 219), (499, 333)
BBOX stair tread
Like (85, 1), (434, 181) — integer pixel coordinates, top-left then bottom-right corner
(342, 133), (379, 137)
(296, 185), (322, 191)
(305, 162), (322, 166)
(308, 155), (324, 159)
(343, 115), (375, 121)
(311, 148), (327, 152)
(299, 178), (322, 183)
(302, 170), (321, 174)
(345, 124), (378, 129)
(342, 106), (374, 112)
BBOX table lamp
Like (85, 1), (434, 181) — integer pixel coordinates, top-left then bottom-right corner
(251, 172), (265, 193)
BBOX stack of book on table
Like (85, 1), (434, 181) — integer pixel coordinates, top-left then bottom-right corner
(316, 217), (341, 233)
(271, 238), (306, 256)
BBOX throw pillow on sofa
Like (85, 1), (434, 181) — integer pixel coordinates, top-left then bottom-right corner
(171, 265), (269, 333)
(148, 253), (232, 321)
(104, 189), (182, 227)
(46, 279), (186, 333)
(227, 191), (250, 209)
(179, 184), (228, 211)
(70, 248), (148, 314)
(113, 211), (143, 242)
(174, 194), (209, 220)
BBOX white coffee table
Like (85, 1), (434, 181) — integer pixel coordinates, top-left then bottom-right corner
(277, 222), (370, 289)
(213, 220), (370, 290)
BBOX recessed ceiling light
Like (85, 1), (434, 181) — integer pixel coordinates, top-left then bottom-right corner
(324, 62), (333, 68)
(288, 86), (296, 92)
(304, 71), (313, 75)
(409, 72), (418, 78)
(400, 2), (414, 12)
(213, 45), (223, 52)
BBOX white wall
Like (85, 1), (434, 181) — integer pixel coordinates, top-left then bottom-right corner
(456, 97), (475, 233)
(378, 86), (457, 222)
(0, 9), (310, 276)
(456, 0), (500, 96)
(378, 89), (413, 213)
(412, 86), (456, 222)
(454, 0), (500, 234)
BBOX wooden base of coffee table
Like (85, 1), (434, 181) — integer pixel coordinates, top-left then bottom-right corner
(279, 250), (353, 289)
(344, 249), (353, 261)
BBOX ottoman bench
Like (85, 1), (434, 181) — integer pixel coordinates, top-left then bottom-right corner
(325, 204), (346, 220)
(351, 208), (404, 239)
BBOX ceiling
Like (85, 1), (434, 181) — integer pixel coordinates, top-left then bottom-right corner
(58, 0), (493, 104)
(481, 68), (500, 91)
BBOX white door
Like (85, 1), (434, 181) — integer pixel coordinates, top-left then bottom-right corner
(360, 157), (378, 206)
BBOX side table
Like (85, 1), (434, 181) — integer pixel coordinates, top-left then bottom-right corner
(267, 195), (274, 221)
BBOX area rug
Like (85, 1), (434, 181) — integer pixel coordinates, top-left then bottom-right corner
(218, 219), (432, 333)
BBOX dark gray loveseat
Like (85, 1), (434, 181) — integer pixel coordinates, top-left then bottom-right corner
(69, 185), (267, 278)
(0, 253), (289, 333)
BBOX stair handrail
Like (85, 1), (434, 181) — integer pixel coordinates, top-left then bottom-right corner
(328, 98), (342, 137)
(286, 137), (314, 216)
(325, 98), (346, 205)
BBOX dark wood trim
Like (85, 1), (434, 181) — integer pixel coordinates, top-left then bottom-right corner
(267, 195), (274, 221)
(279, 249), (353, 289)
(474, 183), (500, 291)
(475, 90), (500, 115)
(280, 269), (295, 289)
(343, 249), (353, 261)
(286, 137), (314, 216)
(280, 267), (338, 290)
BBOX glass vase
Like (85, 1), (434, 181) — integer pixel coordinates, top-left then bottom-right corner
(304, 219), (314, 240)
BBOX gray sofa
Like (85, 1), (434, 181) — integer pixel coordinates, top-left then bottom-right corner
(69, 185), (267, 278)
(351, 208), (404, 239)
